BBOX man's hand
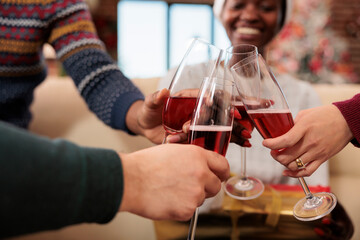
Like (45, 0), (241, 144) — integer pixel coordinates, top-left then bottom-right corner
(118, 144), (230, 221)
(126, 89), (169, 144)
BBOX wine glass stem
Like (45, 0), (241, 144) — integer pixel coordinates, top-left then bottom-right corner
(162, 132), (170, 144)
(187, 208), (199, 240)
(240, 147), (247, 180)
(298, 177), (314, 199)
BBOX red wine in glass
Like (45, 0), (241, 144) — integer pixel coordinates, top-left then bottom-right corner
(162, 96), (197, 134)
(234, 101), (254, 133)
(189, 125), (232, 156)
(248, 109), (294, 139)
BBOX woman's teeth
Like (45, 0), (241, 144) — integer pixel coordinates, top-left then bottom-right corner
(236, 27), (260, 35)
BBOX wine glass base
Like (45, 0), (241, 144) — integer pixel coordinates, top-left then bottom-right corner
(224, 176), (264, 200)
(293, 192), (337, 221)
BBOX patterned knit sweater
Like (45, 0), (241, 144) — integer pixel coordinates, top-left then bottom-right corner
(0, 0), (144, 130)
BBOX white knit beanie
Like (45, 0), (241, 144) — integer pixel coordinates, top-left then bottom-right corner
(213, 0), (293, 31)
(213, 0), (226, 21)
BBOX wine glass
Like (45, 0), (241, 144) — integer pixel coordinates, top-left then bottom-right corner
(231, 53), (337, 221)
(223, 44), (265, 200)
(162, 38), (223, 143)
(187, 77), (235, 240)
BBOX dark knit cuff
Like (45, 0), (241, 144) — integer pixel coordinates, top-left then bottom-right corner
(79, 147), (123, 224)
(333, 94), (360, 147)
(111, 91), (145, 134)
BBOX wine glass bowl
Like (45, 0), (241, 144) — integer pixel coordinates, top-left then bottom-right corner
(189, 77), (234, 156)
(234, 102), (254, 133)
(162, 38), (223, 139)
(162, 93), (197, 134)
(231, 53), (337, 221)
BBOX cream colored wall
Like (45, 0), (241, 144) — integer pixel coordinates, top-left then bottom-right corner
(6, 77), (360, 240)
(312, 84), (360, 240)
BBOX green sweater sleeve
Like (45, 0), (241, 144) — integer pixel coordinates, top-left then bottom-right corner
(0, 121), (123, 238)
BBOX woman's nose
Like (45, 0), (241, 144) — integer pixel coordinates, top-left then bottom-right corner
(239, 4), (259, 22)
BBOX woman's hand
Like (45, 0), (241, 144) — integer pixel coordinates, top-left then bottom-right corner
(166, 101), (252, 146)
(262, 105), (353, 178)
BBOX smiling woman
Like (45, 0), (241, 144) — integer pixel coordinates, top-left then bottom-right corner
(214, 0), (291, 54)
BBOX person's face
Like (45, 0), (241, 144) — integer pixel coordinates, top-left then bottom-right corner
(222, 0), (281, 49)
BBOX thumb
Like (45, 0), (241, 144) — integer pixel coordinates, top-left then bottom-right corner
(146, 88), (169, 109)
(205, 150), (230, 181)
(182, 120), (191, 133)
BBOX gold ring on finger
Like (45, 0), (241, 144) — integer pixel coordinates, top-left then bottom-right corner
(295, 158), (306, 169)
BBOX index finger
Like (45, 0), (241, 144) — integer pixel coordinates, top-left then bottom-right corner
(262, 125), (305, 150)
(175, 88), (199, 98)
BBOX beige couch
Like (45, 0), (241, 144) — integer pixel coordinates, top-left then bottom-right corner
(8, 76), (360, 240)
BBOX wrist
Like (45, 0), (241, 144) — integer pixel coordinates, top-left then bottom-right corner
(118, 152), (137, 213)
(330, 104), (354, 142)
(125, 100), (145, 136)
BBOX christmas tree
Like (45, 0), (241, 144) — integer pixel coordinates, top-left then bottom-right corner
(268, 0), (358, 83)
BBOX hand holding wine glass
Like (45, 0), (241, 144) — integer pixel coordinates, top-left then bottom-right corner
(262, 104), (354, 177)
(131, 88), (170, 144)
(119, 143), (229, 221)
(231, 54), (337, 221)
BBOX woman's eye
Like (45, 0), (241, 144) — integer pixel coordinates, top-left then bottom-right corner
(229, 1), (276, 12)
(232, 3), (245, 10)
(259, 4), (276, 12)
(259, 1), (277, 12)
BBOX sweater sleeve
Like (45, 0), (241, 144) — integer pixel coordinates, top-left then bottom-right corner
(47, 0), (144, 132)
(333, 93), (360, 147)
(0, 121), (123, 238)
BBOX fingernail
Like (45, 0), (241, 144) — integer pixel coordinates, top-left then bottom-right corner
(314, 228), (325, 237)
(321, 218), (331, 225)
(233, 110), (242, 119)
(282, 170), (290, 176)
(241, 129), (251, 138)
(243, 140), (251, 147)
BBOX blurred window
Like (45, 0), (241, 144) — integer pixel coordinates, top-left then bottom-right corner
(117, 0), (230, 78)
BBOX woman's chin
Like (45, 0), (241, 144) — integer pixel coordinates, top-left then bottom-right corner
(231, 34), (263, 47)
